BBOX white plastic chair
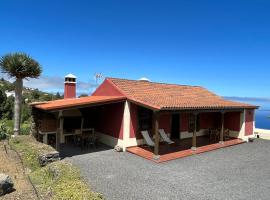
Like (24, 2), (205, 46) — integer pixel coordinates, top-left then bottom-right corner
(141, 130), (155, 147)
(159, 129), (175, 144)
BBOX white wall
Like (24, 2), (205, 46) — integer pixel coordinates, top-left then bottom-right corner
(254, 128), (270, 140)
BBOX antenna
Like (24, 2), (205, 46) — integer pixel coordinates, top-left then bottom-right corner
(94, 73), (104, 85)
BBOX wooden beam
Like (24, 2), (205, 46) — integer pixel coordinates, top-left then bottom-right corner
(56, 111), (64, 151)
(56, 128), (60, 151)
(81, 117), (84, 133)
(153, 111), (160, 159)
(191, 113), (198, 150)
(220, 112), (225, 143)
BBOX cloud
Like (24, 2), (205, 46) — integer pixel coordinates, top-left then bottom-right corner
(0, 72), (98, 95)
(25, 76), (98, 94)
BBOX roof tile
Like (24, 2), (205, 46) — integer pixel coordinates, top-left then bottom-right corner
(108, 78), (258, 110)
(33, 96), (126, 111)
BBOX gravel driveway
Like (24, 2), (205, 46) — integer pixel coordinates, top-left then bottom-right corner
(66, 139), (270, 200)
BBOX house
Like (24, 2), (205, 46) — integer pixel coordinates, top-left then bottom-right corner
(31, 74), (258, 161)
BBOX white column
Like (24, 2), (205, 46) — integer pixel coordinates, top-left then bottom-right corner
(122, 101), (131, 151)
(43, 134), (48, 144)
(239, 109), (246, 140)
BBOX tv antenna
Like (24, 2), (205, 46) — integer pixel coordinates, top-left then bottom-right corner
(94, 73), (104, 85)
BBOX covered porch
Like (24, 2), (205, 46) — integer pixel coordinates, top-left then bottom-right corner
(31, 96), (127, 151)
(127, 137), (244, 163)
(128, 106), (246, 162)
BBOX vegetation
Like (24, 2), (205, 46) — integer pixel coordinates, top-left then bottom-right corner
(0, 77), (63, 140)
(0, 53), (42, 136)
(10, 136), (103, 200)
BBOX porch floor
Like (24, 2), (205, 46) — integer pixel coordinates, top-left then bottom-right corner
(127, 136), (245, 163)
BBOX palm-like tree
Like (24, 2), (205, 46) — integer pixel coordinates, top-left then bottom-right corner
(0, 53), (42, 136)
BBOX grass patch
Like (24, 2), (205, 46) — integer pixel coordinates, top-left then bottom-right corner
(10, 135), (54, 171)
(10, 135), (103, 200)
(31, 161), (103, 200)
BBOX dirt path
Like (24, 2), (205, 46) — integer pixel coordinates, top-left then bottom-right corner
(0, 140), (38, 200)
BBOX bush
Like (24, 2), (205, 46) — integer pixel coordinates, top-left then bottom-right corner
(20, 121), (31, 135)
(0, 119), (12, 140)
(0, 122), (7, 140)
(0, 119), (31, 137)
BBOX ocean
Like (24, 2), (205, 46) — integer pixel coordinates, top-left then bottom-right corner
(226, 97), (270, 130)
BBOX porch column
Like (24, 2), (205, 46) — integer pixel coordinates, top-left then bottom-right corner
(56, 128), (60, 151)
(153, 111), (160, 160)
(56, 111), (64, 151)
(219, 111), (225, 144)
(80, 117), (84, 132)
(191, 113), (198, 150)
(43, 134), (48, 144)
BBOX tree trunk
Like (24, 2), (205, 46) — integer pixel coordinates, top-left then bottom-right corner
(13, 78), (23, 136)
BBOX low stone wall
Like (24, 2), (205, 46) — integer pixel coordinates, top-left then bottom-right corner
(254, 128), (270, 140)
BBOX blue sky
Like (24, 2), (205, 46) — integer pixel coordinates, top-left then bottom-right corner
(0, 0), (270, 97)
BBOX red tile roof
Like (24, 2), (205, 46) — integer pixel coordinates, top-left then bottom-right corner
(33, 77), (258, 111)
(32, 96), (126, 111)
(107, 78), (258, 110)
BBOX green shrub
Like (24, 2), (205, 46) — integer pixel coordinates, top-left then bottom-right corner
(4, 119), (13, 135)
(0, 121), (7, 140)
(0, 119), (12, 140)
(20, 121), (31, 135)
(0, 119), (31, 136)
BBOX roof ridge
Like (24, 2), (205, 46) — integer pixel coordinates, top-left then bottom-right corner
(106, 77), (203, 88)
(105, 78), (127, 97)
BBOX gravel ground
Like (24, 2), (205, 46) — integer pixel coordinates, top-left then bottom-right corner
(67, 139), (270, 200)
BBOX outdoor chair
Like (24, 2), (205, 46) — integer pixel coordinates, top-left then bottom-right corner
(159, 129), (174, 144)
(209, 128), (219, 142)
(224, 129), (230, 140)
(141, 130), (155, 147)
(82, 131), (97, 149)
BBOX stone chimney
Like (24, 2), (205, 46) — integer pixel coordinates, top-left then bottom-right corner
(64, 73), (77, 99)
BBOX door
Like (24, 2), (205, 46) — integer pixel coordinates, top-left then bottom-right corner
(171, 114), (180, 139)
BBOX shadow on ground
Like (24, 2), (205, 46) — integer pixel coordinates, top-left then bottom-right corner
(60, 143), (113, 158)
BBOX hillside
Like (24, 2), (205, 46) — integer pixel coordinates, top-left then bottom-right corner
(0, 78), (63, 102)
(0, 78), (63, 138)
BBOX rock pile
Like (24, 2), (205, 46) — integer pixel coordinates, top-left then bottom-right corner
(0, 173), (14, 196)
(38, 151), (60, 167)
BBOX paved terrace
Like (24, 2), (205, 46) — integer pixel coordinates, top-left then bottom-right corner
(66, 139), (270, 200)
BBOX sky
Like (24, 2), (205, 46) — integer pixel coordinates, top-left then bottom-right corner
(0, 0), (270, 97)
